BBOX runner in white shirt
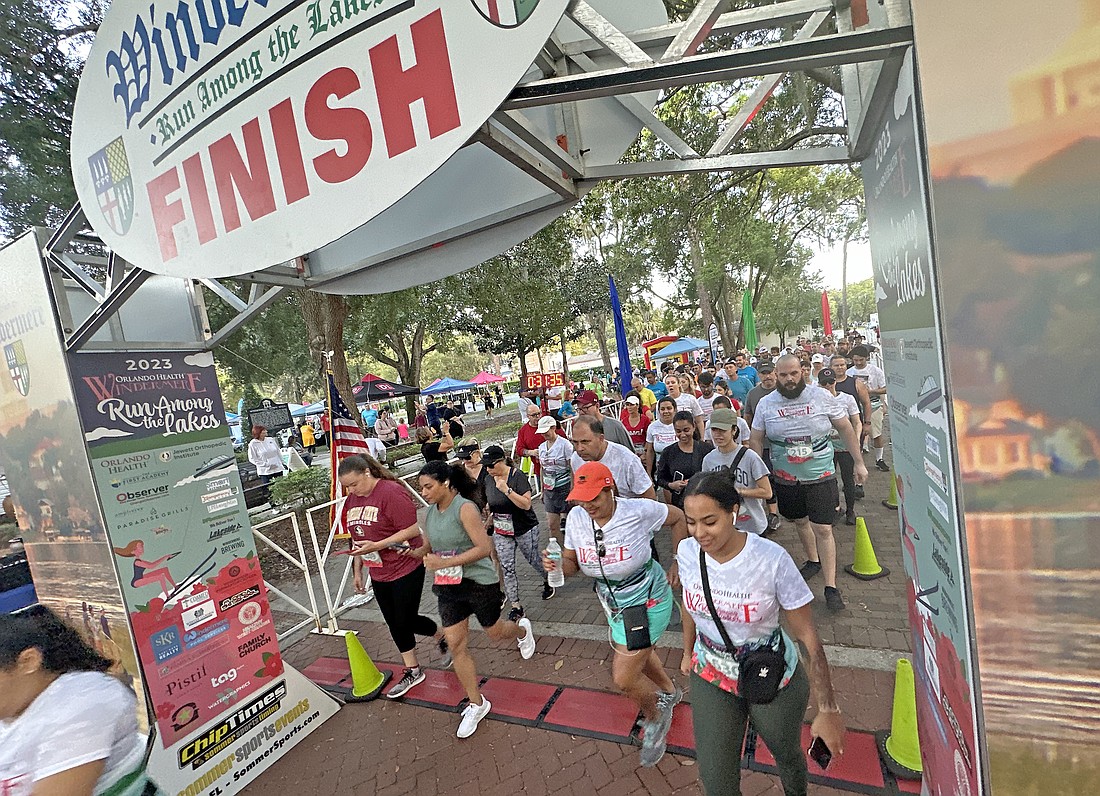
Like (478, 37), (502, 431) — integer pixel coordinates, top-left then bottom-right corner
(663, 377), (705, 438)
(847, 345), (889, 471)
(644, 398), (678, 476)
(544, 462), (688, 769)
(818, 369), (862, 526)
(536, 416), (573, 543)
(701, 409), (772, 535)
(677, 471), (845, 796)
(702, 396), (750, 445)
(570, 416), (655, 500)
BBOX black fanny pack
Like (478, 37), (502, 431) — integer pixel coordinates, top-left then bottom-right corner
(699, 547), (786, 704)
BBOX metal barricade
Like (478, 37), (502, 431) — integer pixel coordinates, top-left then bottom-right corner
(250, 511), (326, 641)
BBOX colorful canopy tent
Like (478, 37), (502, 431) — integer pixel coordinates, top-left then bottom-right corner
(421, 377), (478, 396)
(650, 337), (709, 360)
(470, 371), (505, 384)
(351, 373), (420, 402)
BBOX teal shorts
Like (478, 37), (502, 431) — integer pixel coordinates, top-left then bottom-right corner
(605, 575), (674, 648)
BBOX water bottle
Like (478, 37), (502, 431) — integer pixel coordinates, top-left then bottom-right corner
(546, 538), (565, 588)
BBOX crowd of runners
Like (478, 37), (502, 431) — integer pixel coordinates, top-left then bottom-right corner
(335, 332), (887, 793)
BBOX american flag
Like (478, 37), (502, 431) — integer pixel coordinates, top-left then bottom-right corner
(326, 373), (369, 535)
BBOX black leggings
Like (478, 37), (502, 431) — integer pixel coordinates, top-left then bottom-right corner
(372, 566), (437, 653)
(834, 450), (856, 510)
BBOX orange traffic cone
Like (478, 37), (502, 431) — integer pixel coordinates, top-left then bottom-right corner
(333, 633), (390, 702)
(845, 517), (890, 580)
(876, 659), (922, 779)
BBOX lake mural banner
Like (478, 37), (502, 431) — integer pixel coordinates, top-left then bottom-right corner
(912, 1), (1100, 792)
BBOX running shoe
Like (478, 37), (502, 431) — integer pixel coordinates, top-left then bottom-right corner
(517, 617), (536, 660)
(507, 605), (524, 623)
(657, 683), (684, 712)
(876, 459), (891, 472)
(825, 586), (845, 611)
(799, 560), (822, 580)
(845, 508), (857, 526)
(438, 638), (452, 669)
(639, 700), (674, 767)
(542, 583), (556, 601)
(854, 484), (865, 500)
(456, 698), (492, 738)
(386, 667), (425, 699)
(767, 514), (782, 533)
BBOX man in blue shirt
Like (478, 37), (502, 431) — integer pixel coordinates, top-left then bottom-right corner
(735, 352), (759, 386)
(360, 404), (378, 430)
(645, 370), (668, 401)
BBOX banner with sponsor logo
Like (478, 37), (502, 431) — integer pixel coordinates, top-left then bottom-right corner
(70, 0), (570, 279)
(862, 49), (986, 793)
(70, 350), (289, 748)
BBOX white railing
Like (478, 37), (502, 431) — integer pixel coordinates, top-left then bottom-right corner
(250, 511), (326, 641)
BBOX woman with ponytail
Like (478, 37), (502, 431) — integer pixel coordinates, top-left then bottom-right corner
(0, 605), (156, 795)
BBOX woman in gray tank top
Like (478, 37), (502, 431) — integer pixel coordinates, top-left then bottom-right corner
(414, 461), (537, 739)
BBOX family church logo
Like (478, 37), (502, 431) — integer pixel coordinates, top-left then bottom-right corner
(88, 137), (135, 236)
(470, 0), (542, 27)
(4, 341), (29, 396)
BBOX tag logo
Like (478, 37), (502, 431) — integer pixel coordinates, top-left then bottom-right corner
(88, 137), (134, 235)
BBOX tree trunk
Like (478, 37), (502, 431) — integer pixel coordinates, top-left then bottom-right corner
(690, 228), (716, 337)
(840, 235), (850, 332)
(560, 334), (570, 383)
(590, 312), (613, 372)
(297, 290), (357, 425)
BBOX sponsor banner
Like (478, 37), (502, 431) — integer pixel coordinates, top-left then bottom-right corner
(71, 350), (284, 747)
(862, 49), (984, 793)
(148, 667), (339, 796)
(70, 0), (570, 279)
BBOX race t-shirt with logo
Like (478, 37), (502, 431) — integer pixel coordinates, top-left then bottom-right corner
(751, 385), (846, 483)
(646, 420), (677, 456)
(847, 363), (886, 408)
(697, 394), (717, 419)
(570, 441), (653, 499)
(621, 413), (651, 454)
(342, 479), (422, 582)
(701, 447), (772, 534)
(0, 671), (148, 796)
(677, 534), (812, 696)
(674, 393), (705, 418)
(564, 497), (669, 581)
(538, 435), (574, 492)
(827, 391), (860, 453)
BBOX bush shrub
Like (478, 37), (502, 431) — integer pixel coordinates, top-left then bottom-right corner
(269, 467), (330, 509)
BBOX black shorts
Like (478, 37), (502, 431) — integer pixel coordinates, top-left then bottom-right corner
(433, 579), (505, 629)
(773, 479), (839, 525)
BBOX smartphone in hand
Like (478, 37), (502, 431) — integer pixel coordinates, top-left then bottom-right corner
(808, 736), (832, 770)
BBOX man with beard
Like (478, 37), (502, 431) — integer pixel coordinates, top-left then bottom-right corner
(748, 355), (867, 610)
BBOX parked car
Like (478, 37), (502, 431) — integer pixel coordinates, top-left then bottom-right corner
(236, 461), (271, 509)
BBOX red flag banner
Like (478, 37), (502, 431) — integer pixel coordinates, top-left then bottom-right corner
(822, 290), (833, 336)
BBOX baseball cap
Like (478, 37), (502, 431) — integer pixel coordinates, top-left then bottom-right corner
(709, 408), (738, 431)
(536, 416), (557, 433)
(567, 462), (615, 502)
(576, 390), (599, 407)
(481, 445), (507, 467)
(625, 395), (640, 405)
(455, 442), (480, 460)
(757, 362), (775, 374)
(817, 368), (837, 384)
(811, 353), (824, 364)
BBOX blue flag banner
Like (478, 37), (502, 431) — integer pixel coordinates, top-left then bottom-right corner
(609, 276), (632, 393)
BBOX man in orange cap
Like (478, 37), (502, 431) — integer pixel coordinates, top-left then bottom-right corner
(543, 462), (688, 769)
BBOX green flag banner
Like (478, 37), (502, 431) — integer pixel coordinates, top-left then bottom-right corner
(741, 290), (758, 353)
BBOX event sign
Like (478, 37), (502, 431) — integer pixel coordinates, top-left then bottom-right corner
(70, 350), (286, 749)
(70, 0), (570, 278)
(707, 323), (720, 366)
(862, 49), (985, 793)
(247, 399), (294, 435)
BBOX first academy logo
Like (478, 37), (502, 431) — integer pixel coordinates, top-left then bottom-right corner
(4, 340), (29, 396)
(88, 137), (135, 235)
(470, 0), (541, 27)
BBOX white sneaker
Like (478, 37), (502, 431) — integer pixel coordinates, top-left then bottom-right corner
(456, 698), (491, 738)
(517, 617), (536, 660)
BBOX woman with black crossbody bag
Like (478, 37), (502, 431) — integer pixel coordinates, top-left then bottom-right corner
(677, 470), (846, 796)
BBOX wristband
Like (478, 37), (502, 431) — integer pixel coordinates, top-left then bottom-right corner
(818, 705), (842, 714)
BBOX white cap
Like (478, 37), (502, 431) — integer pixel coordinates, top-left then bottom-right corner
(536, 416), (557, 433)
(811, 353), (825, 363)
(625, 396), (640, 405)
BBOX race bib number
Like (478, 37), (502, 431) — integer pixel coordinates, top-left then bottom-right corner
(433, 551), (463, 586)
(493, 513), (515, 537)
(786, 444), (812, 462)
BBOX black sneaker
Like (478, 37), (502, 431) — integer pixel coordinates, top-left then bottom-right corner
(824, 587), (845, 611)
(386, 667), (425, 699)
(845, 508), (857, 526)
(767, 514), (781, 533)
(541, 583), (556, 601)
(507, 605), (524, 623)
(438, 638), (452, 668)
(854, 484), (865, 500)
(876, 459), (890, 472)
(799, 560), (822, 580)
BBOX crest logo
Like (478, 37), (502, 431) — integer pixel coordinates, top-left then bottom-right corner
(4, 340), (29, 396)
(471, 0), (541, 27)
(88, 137), (134, 235)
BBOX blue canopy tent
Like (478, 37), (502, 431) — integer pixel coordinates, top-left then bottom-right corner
(421, 377), (477, 396)
(292, 401), (326, 417)
(650, 337), (710, 360)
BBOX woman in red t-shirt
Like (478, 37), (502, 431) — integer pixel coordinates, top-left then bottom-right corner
(619, 393), (651, 455)
(337, 454), (450, 699)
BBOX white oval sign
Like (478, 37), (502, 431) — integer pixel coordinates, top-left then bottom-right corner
(70, 0), (568, 278)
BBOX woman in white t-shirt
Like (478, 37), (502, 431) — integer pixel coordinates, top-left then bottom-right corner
(644, 397), (678, 476)
(247, 424), (285, 484)
(677, 471), (846, 796)
(543, 462), (688, 770)
(0, 606), (155, 796)
(663, 377), (705, 437)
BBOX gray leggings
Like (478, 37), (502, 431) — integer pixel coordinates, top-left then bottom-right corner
(691, 663), (810, 796)
(493, 529), (545, 605)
